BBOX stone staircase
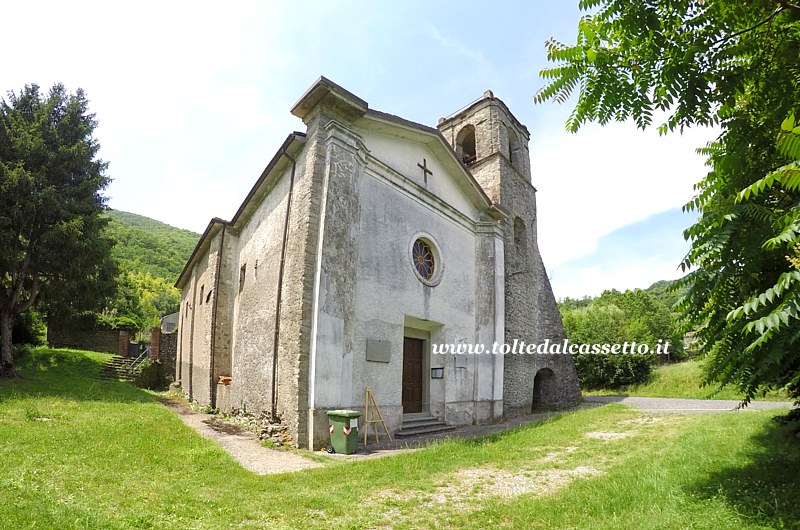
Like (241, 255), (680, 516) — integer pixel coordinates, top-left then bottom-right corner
(98, 355), (136, 382)
(394, 412), (456, 438)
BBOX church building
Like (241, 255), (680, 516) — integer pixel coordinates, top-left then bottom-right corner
(175, 77), (580, 449)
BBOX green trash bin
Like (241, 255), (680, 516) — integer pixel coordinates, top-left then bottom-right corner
(326, 409), (362, 454)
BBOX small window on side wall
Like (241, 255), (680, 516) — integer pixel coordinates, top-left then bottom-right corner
(239, 264), (246, 293)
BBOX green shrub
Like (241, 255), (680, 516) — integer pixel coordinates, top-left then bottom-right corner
(559, 289), (686, 389)
(574, 353), (654, 389)
(12, 311), (47, 346)
(132, 359), (166, 390)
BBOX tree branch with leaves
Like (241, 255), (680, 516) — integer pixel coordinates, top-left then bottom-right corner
(536, 0), (800, 404)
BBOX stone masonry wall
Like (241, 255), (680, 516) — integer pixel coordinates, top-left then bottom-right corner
(150, 327), (178, 381)
(439, 95), (581, 413)
(160, 332), (178, 380)
(495, 157), (580, 412)
(47, 328), (120, 355)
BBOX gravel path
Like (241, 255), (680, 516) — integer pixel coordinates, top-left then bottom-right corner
(164, 400), (322, 475)
(583, 395), (793, 413)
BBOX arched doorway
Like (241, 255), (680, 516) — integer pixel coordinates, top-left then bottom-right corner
(532, 368), (556, 411)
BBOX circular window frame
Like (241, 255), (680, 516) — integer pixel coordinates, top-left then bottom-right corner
(409, 234), (443, 287)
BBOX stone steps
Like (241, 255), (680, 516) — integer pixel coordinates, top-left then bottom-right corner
(394, 413), (456, 438)
(98, 355), (135, 382)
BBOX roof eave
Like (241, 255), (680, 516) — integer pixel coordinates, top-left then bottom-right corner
(175, 218), (227, 289)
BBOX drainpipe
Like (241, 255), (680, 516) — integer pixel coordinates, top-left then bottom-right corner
(209, 224), (226, 407)
(272, 149), (298, 418)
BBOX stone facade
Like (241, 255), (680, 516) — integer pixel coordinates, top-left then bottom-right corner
(176, 78), (580, 450)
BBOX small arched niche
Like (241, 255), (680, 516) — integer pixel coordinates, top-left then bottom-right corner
(456, 125), (477, 165)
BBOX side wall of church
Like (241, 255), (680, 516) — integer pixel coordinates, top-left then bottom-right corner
(225, 140), (313, 446)
(276, 124), (330, 447)
(176, 233), (221, 406)
(228, 166), (292, 416)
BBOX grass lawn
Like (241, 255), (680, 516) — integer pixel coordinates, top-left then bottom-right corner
(584, 359), (793, 401)
(1, 347), (799, 529)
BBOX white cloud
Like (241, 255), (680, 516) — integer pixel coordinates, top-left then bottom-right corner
(0, 0), (718, 301)
(0, 0), (309, 232)
(532, 121), (716, 267)
(550, 253), (688, 300)
(427, 25), (490, 68)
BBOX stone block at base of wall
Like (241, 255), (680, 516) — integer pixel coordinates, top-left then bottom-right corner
(216, 383), (232, 414)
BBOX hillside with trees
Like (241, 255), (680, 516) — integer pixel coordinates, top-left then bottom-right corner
(43, 209), (199, 335)
(645, 279), (687, 313)
(104, 209), (200, 283)
(92, 210), (199, 333)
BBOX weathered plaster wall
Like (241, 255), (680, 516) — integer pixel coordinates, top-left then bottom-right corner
(306, 121), (505, 449)
(229, 167), (292, 415)
(177, 238), (218, 405)
(211, 227), (237, 406)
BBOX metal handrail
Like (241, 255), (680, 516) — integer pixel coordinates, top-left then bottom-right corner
(129, 347), (150, 373)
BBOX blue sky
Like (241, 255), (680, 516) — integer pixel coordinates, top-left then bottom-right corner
(1, 1), (716, 298)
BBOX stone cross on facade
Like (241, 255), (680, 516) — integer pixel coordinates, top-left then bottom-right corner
(417, 158), (433, 186)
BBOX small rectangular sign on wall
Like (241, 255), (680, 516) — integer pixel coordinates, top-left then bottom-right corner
(454, 354), (467, 369)
(365, 339), (391, 363)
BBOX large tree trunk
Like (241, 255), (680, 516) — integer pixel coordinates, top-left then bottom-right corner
(0, 310), (16, 378)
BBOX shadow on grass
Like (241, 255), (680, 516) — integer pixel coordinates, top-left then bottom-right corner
(0, 346), (158, 405)
(690, 415), (800, 528)
(457, 409), (578, 447)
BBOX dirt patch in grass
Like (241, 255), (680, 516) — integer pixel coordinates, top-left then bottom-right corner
(539, 446), (578, 462)
(203, 417), (250, 436)
(373, 464), (604, 520)
(585, 431), (633, 441)
(619, 416), (662, 426)
(442, 466), (602, 502)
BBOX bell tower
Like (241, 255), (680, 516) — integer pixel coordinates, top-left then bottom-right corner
(438, 91), (581, 414)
